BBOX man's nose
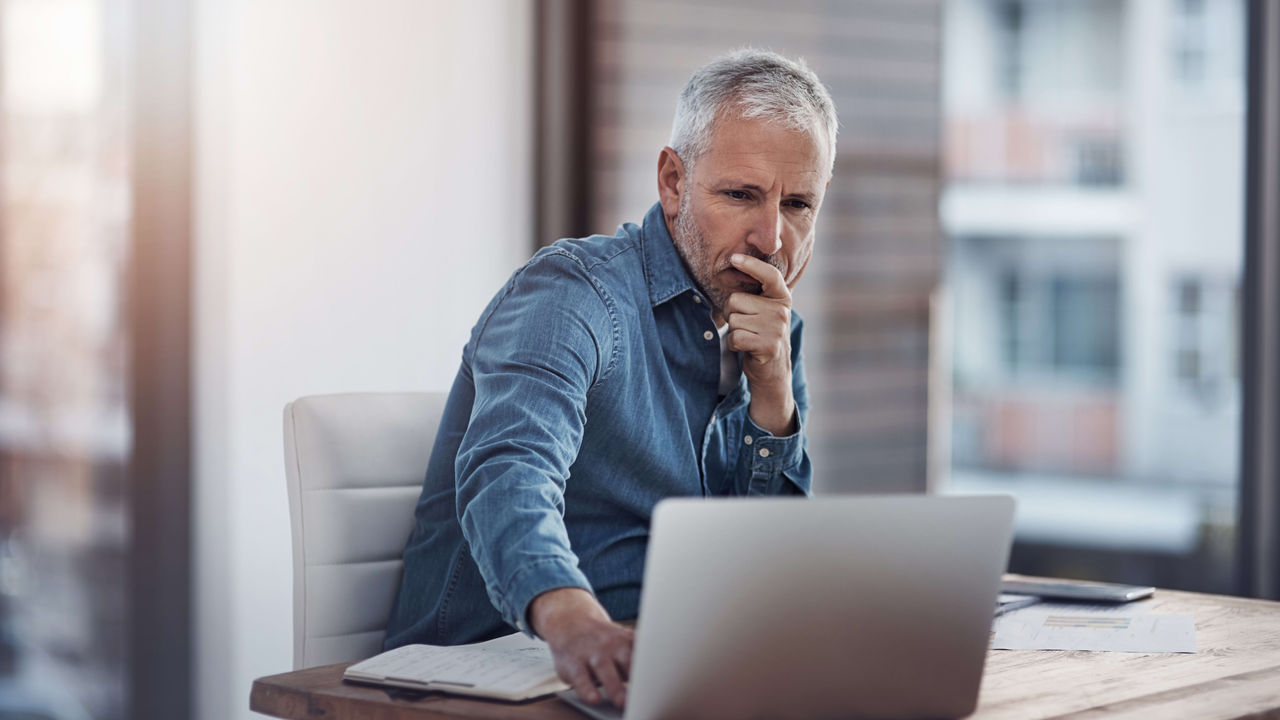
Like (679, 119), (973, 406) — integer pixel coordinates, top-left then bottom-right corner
(747, 204), (783, 256)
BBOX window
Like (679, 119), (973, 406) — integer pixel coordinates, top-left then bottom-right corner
(1000, 271), (1120, 378)
(1173, 0), (1208, 85)
(996, 0), (1025, 99)
(942, 0), (1245, 593)
(1172, 276), (1238, 406)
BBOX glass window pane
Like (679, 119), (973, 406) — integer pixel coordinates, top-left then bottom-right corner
(0, 0), (131, 717)
(942, 0), (1246, 593)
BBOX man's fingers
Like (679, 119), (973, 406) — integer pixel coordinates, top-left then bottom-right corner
(550, 623), (634, 708)
(588, 655), (628, 709)
(725, 292), (791, 325)
(613, 643), (632, 678)
(563, 661), (601, 705)
(726, 302), (790, 330)
(726, 329), (785, 364)
(729, 253), (788, 300)
(725, 327), (758, 354)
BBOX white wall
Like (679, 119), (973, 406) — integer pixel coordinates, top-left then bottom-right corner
(193, 3), (532, 718)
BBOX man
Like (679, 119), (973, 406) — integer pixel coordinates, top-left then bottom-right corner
(385, 49), (837, 709)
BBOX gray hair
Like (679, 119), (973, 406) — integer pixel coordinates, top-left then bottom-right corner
(669, 49), (838, 176)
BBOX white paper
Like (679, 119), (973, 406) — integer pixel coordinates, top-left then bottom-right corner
(348, 633), (561, 693)
(993, 610), (1196, 653)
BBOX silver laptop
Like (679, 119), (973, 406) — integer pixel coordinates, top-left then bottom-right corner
(561, 494), (1015, 720)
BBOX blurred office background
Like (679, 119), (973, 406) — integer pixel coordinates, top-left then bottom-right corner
(0, 0), (1276, 719)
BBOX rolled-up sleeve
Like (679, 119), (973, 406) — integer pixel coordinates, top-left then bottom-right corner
(454, 250), (618, 634)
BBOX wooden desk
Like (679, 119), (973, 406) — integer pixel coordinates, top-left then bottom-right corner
(251, 588), (1280, 719)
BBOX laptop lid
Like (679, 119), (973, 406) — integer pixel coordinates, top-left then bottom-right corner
(621, 494), (1015, 720)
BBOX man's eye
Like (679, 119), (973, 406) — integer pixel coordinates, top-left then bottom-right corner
(725, 190), (750, 200)
(786, 199), (811, 210)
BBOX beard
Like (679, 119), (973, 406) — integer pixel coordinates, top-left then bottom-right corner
(671, 192), (785, 318)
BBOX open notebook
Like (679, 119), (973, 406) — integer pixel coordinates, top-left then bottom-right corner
(343, 632), (568, 702)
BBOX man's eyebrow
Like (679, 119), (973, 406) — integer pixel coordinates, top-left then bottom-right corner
(727, 183), (818, 203)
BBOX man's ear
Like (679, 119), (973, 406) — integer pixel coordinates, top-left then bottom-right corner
(657, 147), (686, 220)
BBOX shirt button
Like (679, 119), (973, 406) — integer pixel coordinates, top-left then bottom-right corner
(703, 330), (714, 341)
(744, 435), (753, 445)
(693, 295), (703, 304)
(758, 448), (770, 458)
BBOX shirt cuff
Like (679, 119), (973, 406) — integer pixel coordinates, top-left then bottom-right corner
(500, 557), (594, 637)
(742, 411), (809, 496)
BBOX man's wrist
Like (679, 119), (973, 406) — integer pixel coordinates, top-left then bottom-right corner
(747, 384), (797, 436)
(529, 587), (609, 640)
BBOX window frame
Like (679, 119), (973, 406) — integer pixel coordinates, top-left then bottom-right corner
(1238, 0), (1280, 600)
(128, 0), (193, 715)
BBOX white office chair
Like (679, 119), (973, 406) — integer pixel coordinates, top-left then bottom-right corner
(282, 392), (447, 669)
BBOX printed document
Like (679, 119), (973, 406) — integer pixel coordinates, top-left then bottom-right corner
(993, 603), (1195, 653)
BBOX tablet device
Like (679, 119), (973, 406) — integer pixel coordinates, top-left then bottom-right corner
(995, 593), (1041, 616)
(1001, 579), (1154, 603)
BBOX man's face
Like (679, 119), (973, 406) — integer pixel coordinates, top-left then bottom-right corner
(663, 112), (830, 321)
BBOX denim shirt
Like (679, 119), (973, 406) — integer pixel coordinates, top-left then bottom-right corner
(385, 202), (812, 648)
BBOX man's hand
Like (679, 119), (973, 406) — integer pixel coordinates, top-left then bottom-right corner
(724, 253), (797, 436)
(529, 587), (634, 709)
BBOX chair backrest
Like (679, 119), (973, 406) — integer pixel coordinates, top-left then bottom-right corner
(282, 392), (446, 669)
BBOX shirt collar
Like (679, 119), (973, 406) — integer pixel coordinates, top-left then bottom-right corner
(640, 201), (701, 307)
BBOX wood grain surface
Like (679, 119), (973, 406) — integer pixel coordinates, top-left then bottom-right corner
(975, 588), (1280, 719)
(250, 587), (1280, 719)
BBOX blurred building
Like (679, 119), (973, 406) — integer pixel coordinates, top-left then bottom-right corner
(0, 0), (132, 717)
(941, 0), (1245, 590)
